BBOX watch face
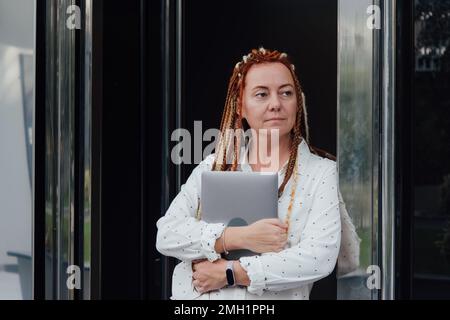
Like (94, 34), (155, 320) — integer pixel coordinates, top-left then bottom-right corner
(226, 268), (235, 286)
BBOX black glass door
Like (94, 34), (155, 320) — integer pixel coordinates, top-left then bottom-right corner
(397, 0), (450, 299)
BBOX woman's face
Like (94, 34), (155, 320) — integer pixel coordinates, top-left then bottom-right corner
(241, 62), (297, 138)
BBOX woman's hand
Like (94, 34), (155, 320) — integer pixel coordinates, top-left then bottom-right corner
(243, 218), (288, 253)
(192, 259), (228, 294)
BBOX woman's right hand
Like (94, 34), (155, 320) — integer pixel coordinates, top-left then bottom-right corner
(242, 219), (288, 253)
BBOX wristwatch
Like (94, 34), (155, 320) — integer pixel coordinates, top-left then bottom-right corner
(226, 260), (235, 287)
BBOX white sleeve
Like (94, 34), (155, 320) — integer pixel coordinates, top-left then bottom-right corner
(239, 161), (341, 296)
(337, 188), (361, 276)
(156, 158), (226, 262)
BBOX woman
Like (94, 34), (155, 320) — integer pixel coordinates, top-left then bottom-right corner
(156, 48), (351, 300)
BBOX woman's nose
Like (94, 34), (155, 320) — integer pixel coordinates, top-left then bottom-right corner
(268, 95), (282, 111)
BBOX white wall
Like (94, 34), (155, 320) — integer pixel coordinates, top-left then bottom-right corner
(0, 0), (35, 299)
(0, 0), (35, 49)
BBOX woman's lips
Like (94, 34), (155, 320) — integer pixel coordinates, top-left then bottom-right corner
(265, 118), (286, 122)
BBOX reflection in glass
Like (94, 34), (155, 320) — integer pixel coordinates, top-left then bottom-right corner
(337, 0), (378, 300)
(44, 0), (92, 300)
(83, 0), (93, 300)
(0, 0), (35, 300)
(412, 0), (450, 299)
(44, 0), (76, 300)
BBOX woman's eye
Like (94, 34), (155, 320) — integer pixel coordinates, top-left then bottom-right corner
(255, 92), (268, 98)
(281, 91), (293, 97)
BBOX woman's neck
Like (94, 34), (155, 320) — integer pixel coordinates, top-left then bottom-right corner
(248, 132), (292, 172)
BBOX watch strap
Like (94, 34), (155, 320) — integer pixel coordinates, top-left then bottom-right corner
(226, 260), (235, 286)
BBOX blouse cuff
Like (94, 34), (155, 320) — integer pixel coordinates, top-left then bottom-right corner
(200, 222), (227, 262)
(239, 256), (266, 296)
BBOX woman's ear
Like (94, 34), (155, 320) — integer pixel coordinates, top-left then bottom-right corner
(237, 97), (246, 119)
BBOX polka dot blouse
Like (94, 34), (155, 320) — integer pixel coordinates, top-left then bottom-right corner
(156, 139), (342, 300)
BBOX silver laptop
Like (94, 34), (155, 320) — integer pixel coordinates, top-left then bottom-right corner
(201, 171), (278, 260)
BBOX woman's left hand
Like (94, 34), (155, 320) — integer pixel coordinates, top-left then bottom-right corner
(192, 258), (228, 294)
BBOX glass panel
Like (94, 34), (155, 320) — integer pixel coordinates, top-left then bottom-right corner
(0, 0), (35, 300)
(337, 0), (379, 300)
(43, 0), (92, 300)
(381, 0), (396, 300)
(44, 0), (76, 300)
(82, 0), (93, 300)
(412, 0), (450, 299)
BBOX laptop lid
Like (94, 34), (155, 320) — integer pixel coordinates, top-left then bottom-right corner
(201, 171), (278, 259)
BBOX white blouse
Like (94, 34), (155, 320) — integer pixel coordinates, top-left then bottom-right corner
(156, 139), (341, 300)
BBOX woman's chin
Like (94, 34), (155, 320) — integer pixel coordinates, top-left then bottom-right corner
(258, 126), (289, 137)
(264, 124), (285, 130)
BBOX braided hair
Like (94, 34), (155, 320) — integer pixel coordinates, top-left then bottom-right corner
(212, 47), (312, 199)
